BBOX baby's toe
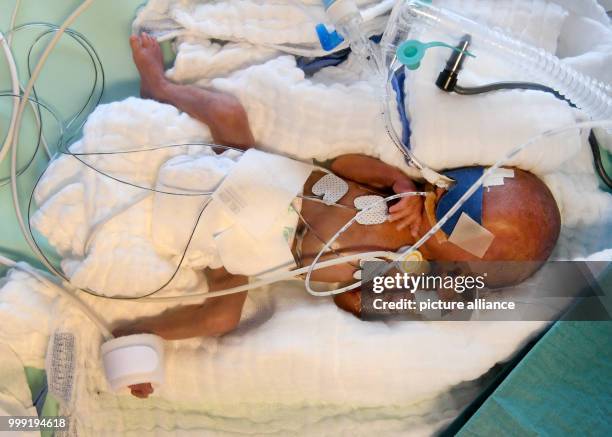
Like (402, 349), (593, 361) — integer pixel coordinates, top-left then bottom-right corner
(129, 35), (141, 50)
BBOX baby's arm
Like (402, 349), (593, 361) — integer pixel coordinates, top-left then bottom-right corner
(113, 267), (247, 398)
(331, 154), (410, 189)
(113, 268), (247, 340)
(331, 154), (423, 236)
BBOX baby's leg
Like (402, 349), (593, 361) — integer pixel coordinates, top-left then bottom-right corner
(130, 33), (255, 149)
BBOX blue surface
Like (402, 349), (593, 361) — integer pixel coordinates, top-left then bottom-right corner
(390, 66), (412, 148)
(459, 321), (612, 436)
(436, 166), (484, 235)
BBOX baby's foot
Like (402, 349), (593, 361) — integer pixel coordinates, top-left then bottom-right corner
(129, 33), (168, 101)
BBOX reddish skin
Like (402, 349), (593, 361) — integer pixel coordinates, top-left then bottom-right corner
(119, 34), (561, 398)
(129, 33), (254, 148)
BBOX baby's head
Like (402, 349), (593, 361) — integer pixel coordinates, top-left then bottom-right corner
(421, 168), (561, 287)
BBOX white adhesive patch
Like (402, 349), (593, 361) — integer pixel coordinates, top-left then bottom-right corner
(354, 195), (388, 225)
(483, 168), (514, 188)
(448, 213), (495, 258)
(311, 173), (349, 205)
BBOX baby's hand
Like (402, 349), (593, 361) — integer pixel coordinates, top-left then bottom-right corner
(129, 382), (154, 399)
(388, 179), (423, 238)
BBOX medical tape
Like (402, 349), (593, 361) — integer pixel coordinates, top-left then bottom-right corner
(483, 168), (515, 188)
(447, 212), (495, 258)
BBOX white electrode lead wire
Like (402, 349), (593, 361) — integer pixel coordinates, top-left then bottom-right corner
(9, 0), (95, 277)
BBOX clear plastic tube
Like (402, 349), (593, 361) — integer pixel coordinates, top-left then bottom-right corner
(379, 60), (453, 188)
(380, 0), (612, 120)
(0, 254), (113, 340)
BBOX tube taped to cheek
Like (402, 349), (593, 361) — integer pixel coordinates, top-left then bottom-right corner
(447, 212), (494, 258)
(101, 334), (165, 393)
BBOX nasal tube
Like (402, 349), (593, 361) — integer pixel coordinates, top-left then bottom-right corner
(381, 0), (612, 121)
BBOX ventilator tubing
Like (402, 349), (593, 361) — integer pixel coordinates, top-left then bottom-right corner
(380, 0), (612, 121)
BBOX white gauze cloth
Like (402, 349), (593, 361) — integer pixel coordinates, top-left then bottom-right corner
(153, 148), (312, 276)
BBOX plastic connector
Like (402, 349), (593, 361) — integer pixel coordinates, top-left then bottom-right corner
(436, 34), (472, 92)
(396, 39), (474, 71)
(316, 24), (345, 51)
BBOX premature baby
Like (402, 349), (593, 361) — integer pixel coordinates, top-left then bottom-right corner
(115, 34), (561, 398)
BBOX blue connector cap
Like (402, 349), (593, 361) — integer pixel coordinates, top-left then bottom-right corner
(322, 0), (336, 9)
(316, 23), (345, 51)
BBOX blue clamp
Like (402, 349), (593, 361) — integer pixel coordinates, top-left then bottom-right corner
(396, 39), (475, 70)
(316, 23), (345, 51)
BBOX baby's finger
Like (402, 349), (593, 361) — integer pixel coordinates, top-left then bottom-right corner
(410, 217), (421, 238)
(389, 205), (419, 221)
(396, 218), (413, 231)
(389, 210), (410, 222)
(389, 198), (410, 212)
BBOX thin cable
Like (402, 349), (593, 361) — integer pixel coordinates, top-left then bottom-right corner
(10, 0), (96, 277)
(381, 60), (453, 188)
(304, 191), (426, 296)
(7, 0), (20, 47)
(0, 22), (104, 188)
(25, 141), (390, 299)
(454, 80), (612, 189)
(0, 33), (20, 165)
(0, 253), (113, 340)
(454, 82), (575, 107)
(138, 250), (396, 303)
(0, 93), (64, 189)
(1, 24), (104, 185)
(589, 131), (612, 190)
